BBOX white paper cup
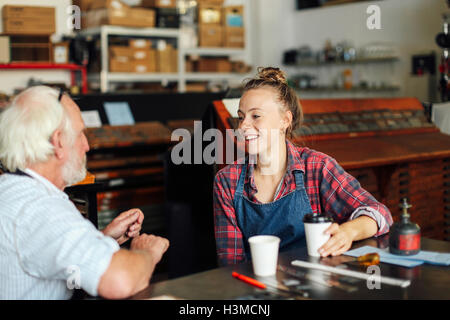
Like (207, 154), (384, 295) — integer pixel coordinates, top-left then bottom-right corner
(248, 235), (280, 276)
(303, 214), (333, 257)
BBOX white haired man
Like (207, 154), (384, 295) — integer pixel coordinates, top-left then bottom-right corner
(0, 86), (169, 299)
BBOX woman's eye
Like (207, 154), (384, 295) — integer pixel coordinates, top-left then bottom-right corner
(252, 114), (260, 119)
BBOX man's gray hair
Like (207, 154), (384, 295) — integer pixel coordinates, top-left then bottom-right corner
(0, 86), (74, 172)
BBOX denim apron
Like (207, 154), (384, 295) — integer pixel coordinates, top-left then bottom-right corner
(234, 162), (314, 259)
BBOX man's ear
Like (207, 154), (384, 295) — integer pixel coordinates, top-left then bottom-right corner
(50, 129), (65, 160)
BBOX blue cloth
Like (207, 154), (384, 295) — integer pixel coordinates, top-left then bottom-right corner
(345, 246), (450, 268)
(234, 163), (313, 259)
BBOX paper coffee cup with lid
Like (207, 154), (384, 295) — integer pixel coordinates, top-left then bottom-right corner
(303, 214), (333, 257)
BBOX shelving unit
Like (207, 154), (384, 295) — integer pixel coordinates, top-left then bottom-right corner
(296, 86), (400, 94)
(285, 56), (400, 96)
(0, 63), (88, 93)
(79, 25), (180, 93)
(79, 26), (250, 93)
(286, 56), (399, 67)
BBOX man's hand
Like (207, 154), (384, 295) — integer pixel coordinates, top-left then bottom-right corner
(131, 234), (169, 265)
(102, 209), (144, 245)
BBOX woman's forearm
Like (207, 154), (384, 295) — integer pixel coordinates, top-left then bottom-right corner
(341, 215), (378, 242)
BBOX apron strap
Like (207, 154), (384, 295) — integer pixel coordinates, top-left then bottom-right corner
(293, 170), (305, 191)
(234, 162), (247, 199)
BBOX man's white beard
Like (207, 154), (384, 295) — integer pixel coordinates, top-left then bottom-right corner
(62, 149), (87, 187)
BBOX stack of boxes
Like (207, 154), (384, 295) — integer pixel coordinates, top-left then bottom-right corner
(80, 0), (156, 28)
(197, 1), (245, 48)
(191, 1), (245, 73)
(71, 0), (178, 73)
(223, 5), (245, 48)
(110, 40), (155, 73)
(109, 39), (177, 73)
(156, 41), (178, 73)
(2, 5), (55, 35)
(198, 0), (224, 47)
(1, 5), (56, 63)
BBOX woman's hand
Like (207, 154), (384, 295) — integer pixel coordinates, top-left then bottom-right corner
(102, 209), (144, 245)
(318, 216), (378, 257)
(318, 223), (356, 257)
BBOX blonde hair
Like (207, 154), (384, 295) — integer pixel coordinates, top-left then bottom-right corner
(243, 67), (303, 139)
(0, 86), (74, 172)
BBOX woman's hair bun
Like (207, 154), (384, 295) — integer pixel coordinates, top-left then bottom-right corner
(257, 67), (287, 85)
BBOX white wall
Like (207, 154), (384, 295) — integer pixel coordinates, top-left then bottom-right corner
(0, 0), (73, 95)
(249, 0), (296, 68)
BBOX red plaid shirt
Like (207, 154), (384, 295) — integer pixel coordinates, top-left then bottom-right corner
(213, 140), (393, 266)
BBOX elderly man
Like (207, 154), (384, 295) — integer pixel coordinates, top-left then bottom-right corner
(0, 86), (169, 299)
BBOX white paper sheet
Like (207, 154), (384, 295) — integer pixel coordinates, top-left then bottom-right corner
(104, 102), (135, 126)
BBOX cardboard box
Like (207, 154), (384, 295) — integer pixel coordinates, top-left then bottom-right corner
(197, 0), (224, 5)
(2, 5), (55, 19)
(157, 44), (177, 72)
(140, 0), (176, 8)
(132, 61), (149, 73)
(3, 18), (56, 35)
(110, 46), (133, 58)
(198, 5), (222, 25)
(199, 25), (223, 47)
(110, 56), (132, 72)
(2, 5), (55, 34)
(110, 45), (157, 73)
(111, 46), (155, 60)
(132, 48), (154, 61)
(127, 7), (156, 28)
(133, 60), (156, 73)
(216, 59), (232, 72)
(89, 0), (126, 10)
(197, 58), (216, 72)
(197, 58), (231, 72)
(148, 49), (157, 70)
(129, 39), (152, 49)
(185, 59), (194, 72)
(72, 0), (95, 12)
(171, 48), (178, 72)
(85, 7), (155, 28)
(0, 36), (10, 63)
(223, 5), (244, 27)
(224, 27), (244, 48)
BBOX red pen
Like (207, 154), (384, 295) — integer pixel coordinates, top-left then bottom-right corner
(232, 271), (267, 289)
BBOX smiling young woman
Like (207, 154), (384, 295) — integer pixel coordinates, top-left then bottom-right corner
(213, 67), (394, 266)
